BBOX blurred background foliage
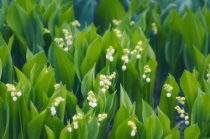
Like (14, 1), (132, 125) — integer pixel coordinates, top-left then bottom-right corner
(0, 0), (210, 138)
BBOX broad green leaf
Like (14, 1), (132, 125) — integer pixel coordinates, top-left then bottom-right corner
(145, 116), (163, 139)
(45, 117), (65, 139)
(159, 75), (179, 128)
(120, 85), (132, 109)
(191, 93), (210, 137)
(81, 65), (95, 98)
(19, 98), (31, 138)
(66, 91), (77, 119)
(184, 124), (200, 139)
(45, 125), (55, 139)
(0, 97), (5, 139)
(16, 0), (35, 12)
(87, 116), (99, 139)
(58, 5), (74, 26)
(59, 125), (71, 139)
(158, 108), (171, 138)
(14, 67), (28, 84)
(115, 115), (139, 139)
(22, 52), (47, 79)
(181, 9), (204, 51)
(34, 68), (54, 110)
(26, 48), (34, 61)
(28, 109), (50, 139)
(6, 1), (36, 52)
(96, 0), (126, 29)
(80, 37), (102, 78)
(0, 59), (2, 80)
(109, 105), (130, 138)
(163, 125), (180, 139)
(30, 101), (39, 119)
(180, 70), (200, 114)
(142, 100), (155, 124)
(192, 46), (205, 80)
(0, 45), (14, 83)
(0, 34), (6, 47)
(47, 86), (67, 121)
(51, 45), (76, 90)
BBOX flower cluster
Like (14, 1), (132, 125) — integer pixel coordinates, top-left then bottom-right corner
(163, 84), (173, 97)
(6, 84), (22, 101)
(142, 65), (151, 83)
(130, 41), (143, 59)
(113, 28), (122, 38)
(11, 91), (22, 101)
(62, 29), (73, 47)
(97, 113), (107, 126)
(71, 20), (81, 27)
(72, 113), (83, 129)
(99, 72), (116, 93)
(67, 126), (72, 132)
(175, 97), (189, 125)
(97, 113), (107, 121)
(54, 84), (60, 89)
(54, 38), (65, 48)
(43, 28), (50, 34)
(50, 97), (64, 116)
(112, 19), (121, 25)
(106, 46), (115, 62)
(151, 23), (158, 34)
(206, 64), (210, 78)
(130, 21), (135, 26)
(121, 49), (130, 71)
(176, 96), (185, 105)
(128, 121), (137, 136)
(87, 91), (97, 108)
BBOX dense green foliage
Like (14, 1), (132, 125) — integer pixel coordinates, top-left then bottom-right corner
(0, 0), (210, 138)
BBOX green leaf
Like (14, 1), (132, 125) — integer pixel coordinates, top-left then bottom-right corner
(159, 75), (179, 128)
(158, 108), (171, 138)
(26, 48), (34, 61)
(181, 9), (204, 51)
(81, 65), (95, 98)
(184, 124), (200, 139)
(87, 116), (99, 139)
(14, 67), (28, 84)
(142, 100), (155, 124)
(109, 105), (130, 138)
(180, 70), (200, 114)
(163, 125), (180, 139)
(34, 68), (54, 110)
(0, 59), (2, 80)
(45, 117), (65, 139)
(45, 125), (55, 139)
(115, 115), (139, 139)
(192, 46), (205, 80)
(47, 86), (67, 121)
(30, 101), (39, 119)
(0, 97), (5, 139)
(0, 45), (14, 83)
(50, 45), (76, 90)
(58, 4), (74, 26)
(144, 116), (163, 139)
(191, 94), (210, 137)
(6, 1), (36, 52)
(96, 0), (126, 29)
(80, 37), (102, 78)
(28, 109), (50, 139)
(59, 125), (71, 139)
(120, 85), (132, 109)
(22, 52), (47, 80)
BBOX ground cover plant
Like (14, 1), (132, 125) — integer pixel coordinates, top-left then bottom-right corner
(0, 0), (210, 138)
